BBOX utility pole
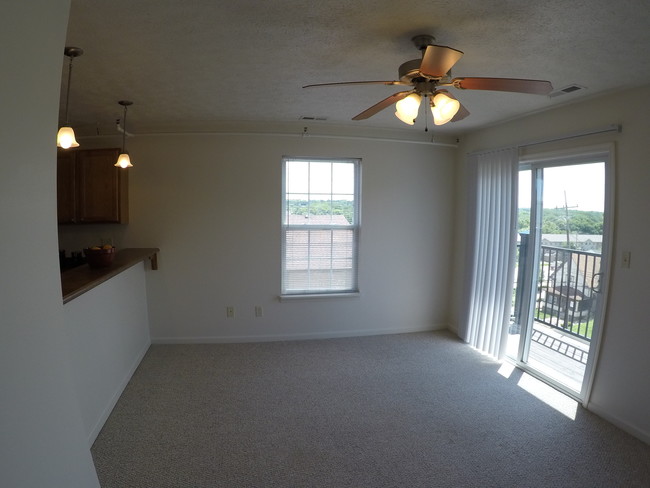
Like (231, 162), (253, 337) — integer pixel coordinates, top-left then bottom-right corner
(559, 191), (578, 248)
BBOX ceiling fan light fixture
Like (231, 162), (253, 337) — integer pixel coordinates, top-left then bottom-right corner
(431, 91), (460, 125)
(395, 93), (422, 125)
(395, 110), (415, 125)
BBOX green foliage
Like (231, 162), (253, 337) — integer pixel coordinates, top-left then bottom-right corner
(518, 208), (603, 235)
(288, 200), (354, 223)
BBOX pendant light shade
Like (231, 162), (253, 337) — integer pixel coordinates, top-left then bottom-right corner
(431, 91), (460, 126)
(115, 100), (134, 168)
(57, 47), (83, 149)
(394, 93), (422, 125)
(115, 152), (132, 169)
(56, 126), (79, 149)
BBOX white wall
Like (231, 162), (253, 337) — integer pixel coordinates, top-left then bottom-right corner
(68, 132), (456, 342)
(0, 1), (100, 486)
(450, 85), (650, 443)
(63, 262), (152, 445)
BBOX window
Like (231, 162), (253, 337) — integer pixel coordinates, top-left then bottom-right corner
(281, 157), (360, 296)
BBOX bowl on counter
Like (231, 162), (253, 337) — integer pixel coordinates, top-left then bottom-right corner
(83, 246), (116, 268)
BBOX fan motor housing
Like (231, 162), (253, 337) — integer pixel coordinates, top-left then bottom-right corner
(398, 58), (443, 83)
(398, 59), (423, 82)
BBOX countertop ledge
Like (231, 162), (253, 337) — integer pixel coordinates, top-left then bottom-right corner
(62, 248), (159, 304)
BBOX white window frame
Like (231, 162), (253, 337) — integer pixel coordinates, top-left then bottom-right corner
(281, 157), (361, 298)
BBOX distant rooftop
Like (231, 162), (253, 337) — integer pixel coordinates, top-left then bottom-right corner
(287, 214), (350, 225)
(541, 234), (602, 243)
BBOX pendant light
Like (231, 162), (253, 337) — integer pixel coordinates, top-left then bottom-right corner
(115, 100), (134, 168)
(57, 47), (83, 149)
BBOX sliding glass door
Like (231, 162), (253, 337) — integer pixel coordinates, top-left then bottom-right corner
(506, 147), (614, 402)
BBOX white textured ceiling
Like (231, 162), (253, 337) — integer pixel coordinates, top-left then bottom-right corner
(63, 0), (650, 137)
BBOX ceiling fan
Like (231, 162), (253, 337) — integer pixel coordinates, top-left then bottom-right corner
(303, 35), (553, 127)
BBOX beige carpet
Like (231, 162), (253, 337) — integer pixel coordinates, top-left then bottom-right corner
(91, 331), (650, 487)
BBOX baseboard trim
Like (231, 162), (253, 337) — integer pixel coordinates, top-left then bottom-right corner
(152, 324), (447, 344)
(587, 402), (650, 445)
(86, 340), (151, 447)
(447, 321), (459, 334)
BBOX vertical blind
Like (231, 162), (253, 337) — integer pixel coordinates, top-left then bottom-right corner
(461, 147), (519, 358)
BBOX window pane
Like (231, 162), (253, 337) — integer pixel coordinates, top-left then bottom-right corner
(309, 194), (333, 221)
(285, 194), (309, 225)
(286, 160), (309, 193)
(332, 163), (354, 195)
(309, 162), (332, 194)
(331, 197), (354, 225)
(282, 226), (357, 292)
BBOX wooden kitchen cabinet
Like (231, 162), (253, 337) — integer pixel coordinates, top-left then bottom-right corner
(56, 149), (77, 223)
(57, 148), (129, 224)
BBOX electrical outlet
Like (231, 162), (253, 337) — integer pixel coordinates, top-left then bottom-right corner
(226, 306), (235, 318)
(254, 305), (263, 318)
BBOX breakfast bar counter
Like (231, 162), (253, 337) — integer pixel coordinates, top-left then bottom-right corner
(61, 248), (159, 304)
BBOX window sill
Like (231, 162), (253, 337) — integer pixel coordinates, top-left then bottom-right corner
(279, 292), (360, 302)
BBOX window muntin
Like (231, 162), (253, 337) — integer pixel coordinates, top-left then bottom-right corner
(282, 158), (360, 295)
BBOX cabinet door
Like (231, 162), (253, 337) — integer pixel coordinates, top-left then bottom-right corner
(77, 148), (128, 223)
(57, 150), (77, 224)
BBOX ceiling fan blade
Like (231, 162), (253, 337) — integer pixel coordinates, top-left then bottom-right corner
(352, 90), (414, 120)
(452, 77), (553, 95)
(303, 80), (409, 88)
(451, 103), (470, 122)
(419, 45), (464, 77)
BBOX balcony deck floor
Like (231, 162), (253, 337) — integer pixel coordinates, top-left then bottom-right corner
(506, 321), (590, 394)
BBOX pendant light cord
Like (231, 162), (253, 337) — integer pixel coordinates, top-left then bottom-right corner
(64, 56), (73, 125)
(122, 104), (128, 152)
(424, 94), (429, 132)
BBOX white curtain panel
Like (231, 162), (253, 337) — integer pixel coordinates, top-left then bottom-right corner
(460, 147), (519, 358)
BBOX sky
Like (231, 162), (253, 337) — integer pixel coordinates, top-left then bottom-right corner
(519, 162), (605, 212)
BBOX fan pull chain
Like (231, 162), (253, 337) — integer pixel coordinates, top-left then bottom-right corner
(424, 94), (429, 132)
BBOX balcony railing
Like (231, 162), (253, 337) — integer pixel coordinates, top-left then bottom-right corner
(513, 234), (601, 343)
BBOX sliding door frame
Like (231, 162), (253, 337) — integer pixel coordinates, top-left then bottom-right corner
(514, 143), (615, 405)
